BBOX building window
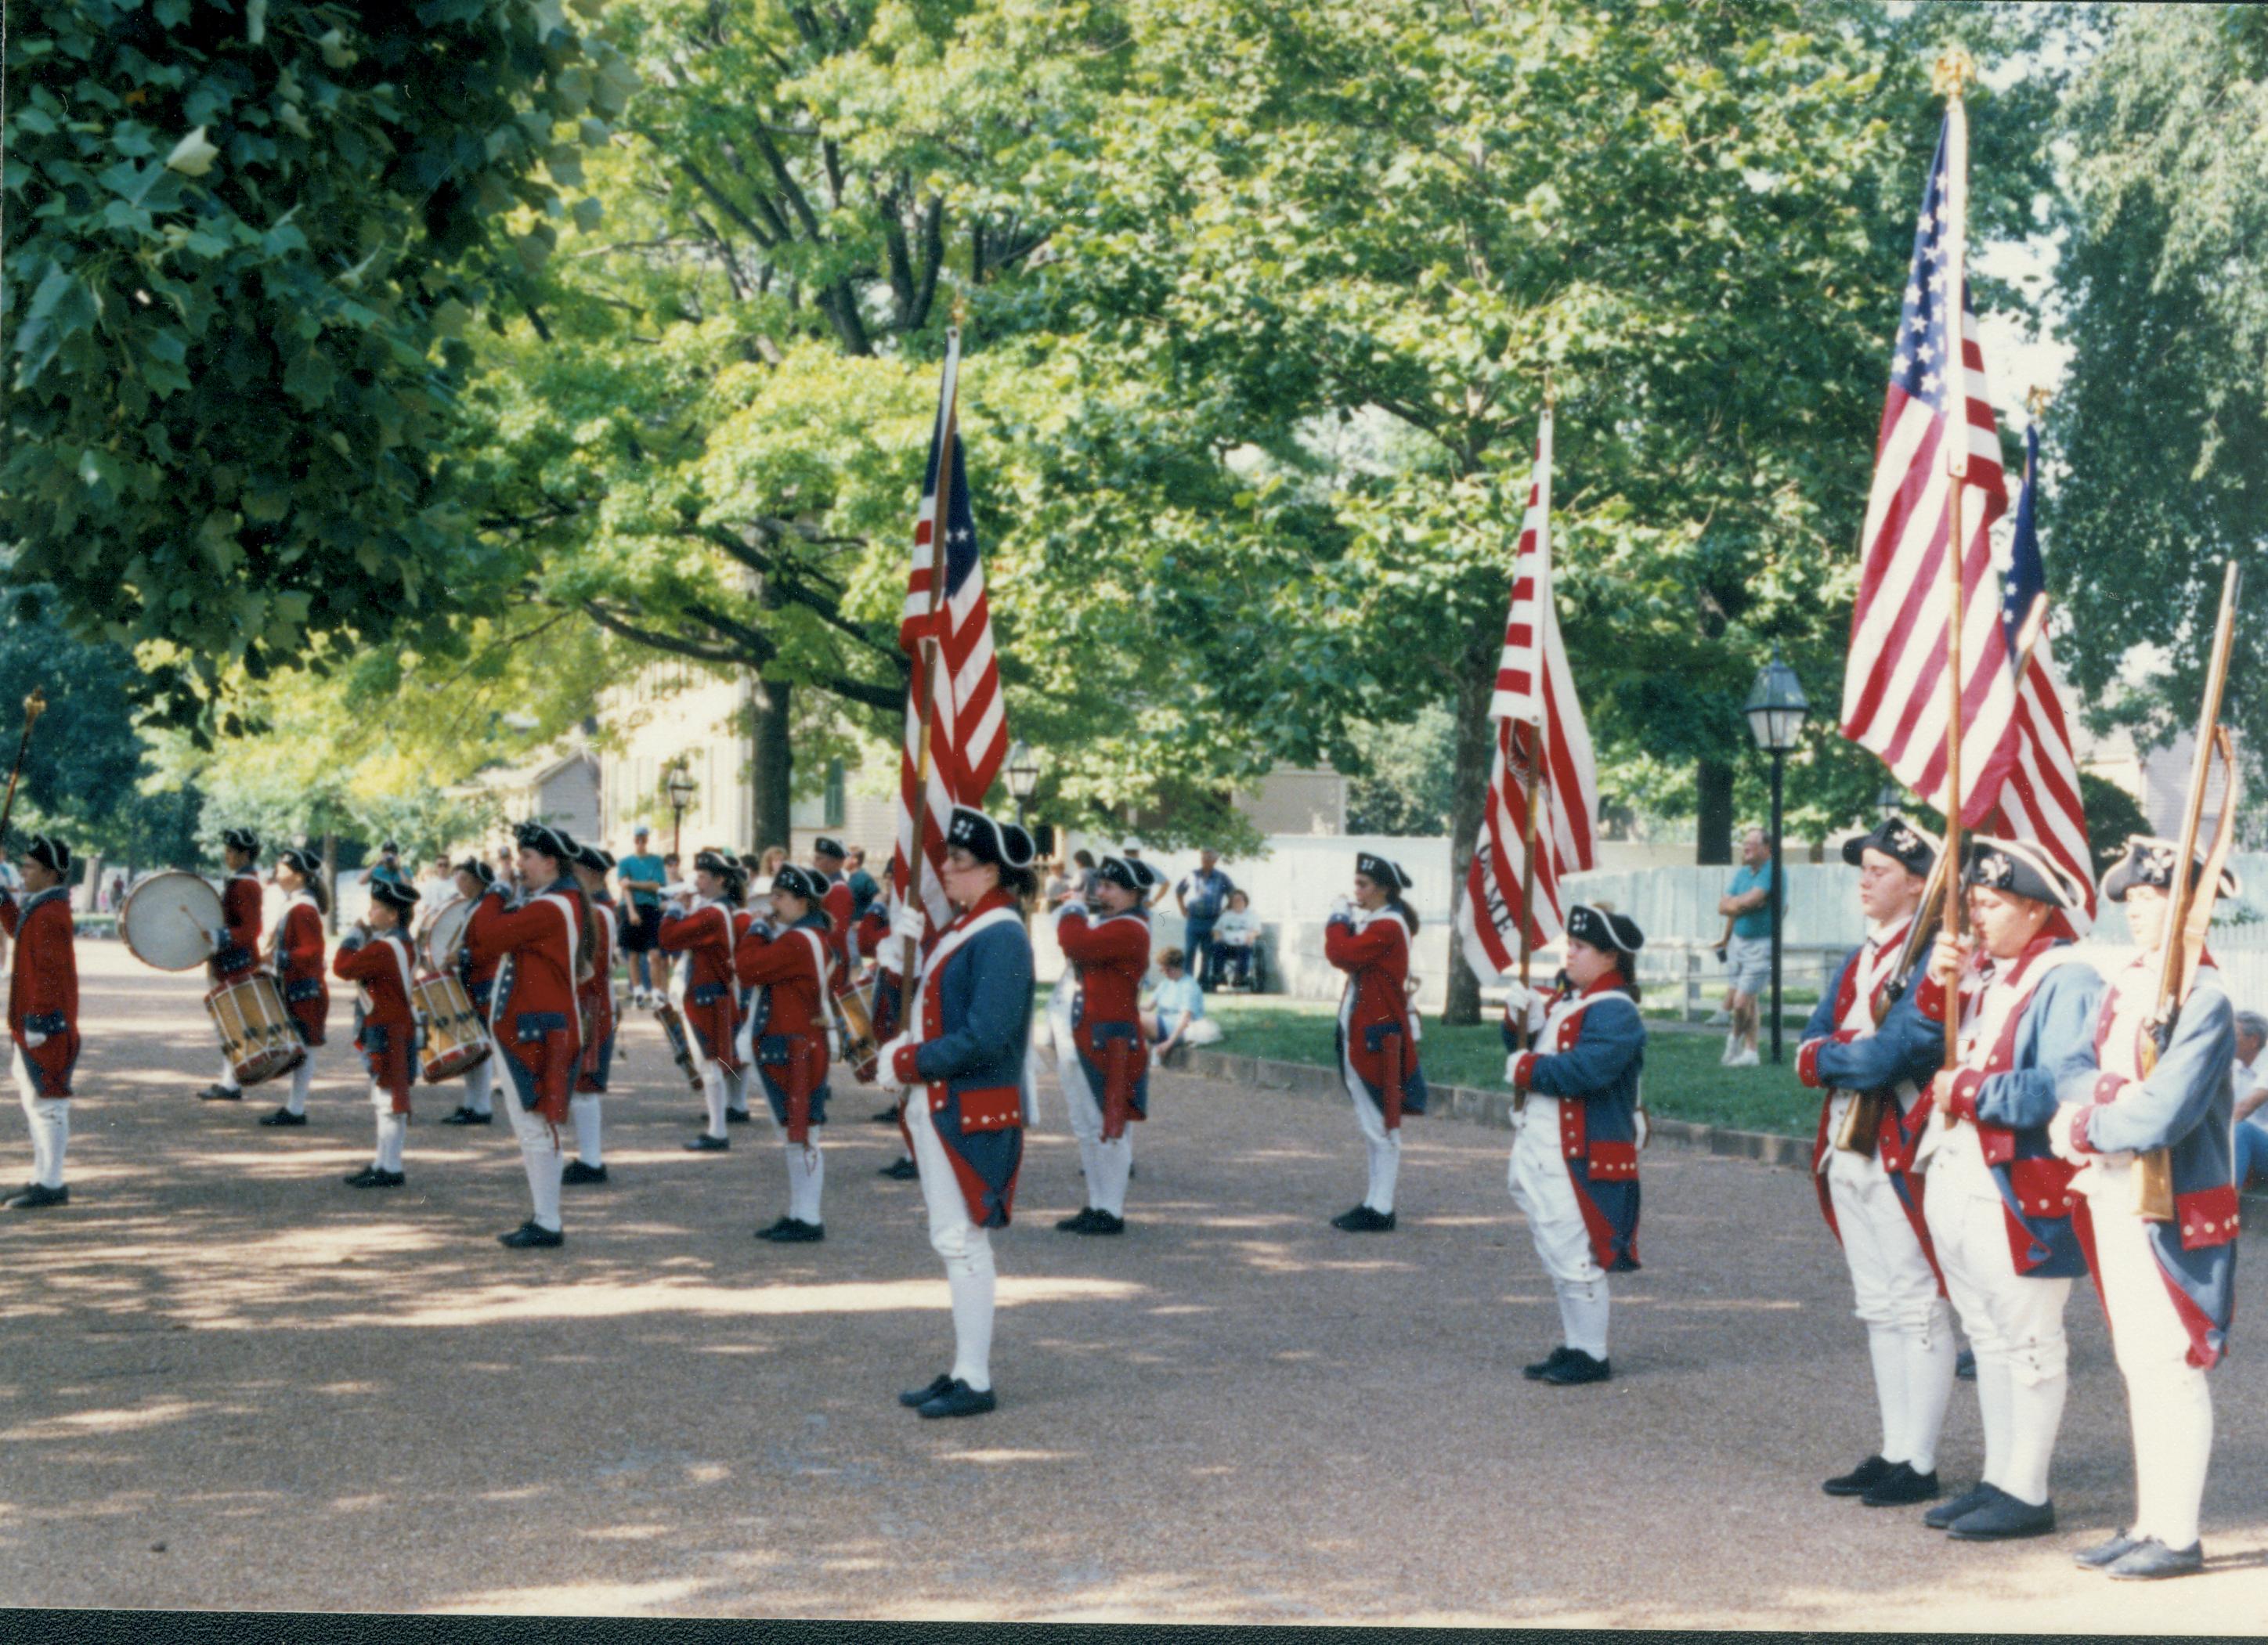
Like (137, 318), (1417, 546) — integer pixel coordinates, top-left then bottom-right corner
(824, 759), (846, 829)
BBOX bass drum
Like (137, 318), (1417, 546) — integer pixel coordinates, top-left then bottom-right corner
(122, 871), (226, 972)
(423, 894), (474, 976)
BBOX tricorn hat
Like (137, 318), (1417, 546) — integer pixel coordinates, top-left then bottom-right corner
(1566, 903), (1645, 958)
(1842, 813), (1939, 881)
(948, 805), (1035, 871)
(2101, 835), (2241, 905)
(1961, 836), (2086, 911)
(1356, 853), (1414, 894)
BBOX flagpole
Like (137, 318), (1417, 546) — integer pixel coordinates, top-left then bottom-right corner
(900, 323), (962, 1023)
(1513, 388), (1554, 1055)
(1934, 47), (1976, 1067)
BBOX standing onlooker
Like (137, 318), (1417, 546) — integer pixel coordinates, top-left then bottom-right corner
(616, 825), (669, 1008)
(492, 846), (518, 897)
(1121, 842), (1170, 909)
(1716, 827), (1774, 1068)
(412, 857), (454, 932)
(2231, 1012), (2268, 1189)
(1071, 849), (1100, 901)
(368, 840), (408, 891)
(1213, 889), (1259, 990)
(846, 846), (880, 919)
(1176, 849), (1236, 988)
(1043, 857), (1075, 910)
(754, 845), (789, 896)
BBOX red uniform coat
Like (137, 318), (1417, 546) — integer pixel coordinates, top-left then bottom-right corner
(1056, 906), (1151, 1131)
(211, 869), (263, 983)
(333, 929), (417, 1113)
(265, 893), (330, 1048)
(821, 876), (855, 979)
(467, 880), (587, 1124)
(2, 887), (79, 1096)
(576, 896), (619, 1094)
(735, 918), (834, 1142)
(1324, 908), (1426, 1124)
(658, 900), (741, 1073)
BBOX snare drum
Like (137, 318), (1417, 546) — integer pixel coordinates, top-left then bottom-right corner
(832, 975), (880, 1083)
(206, 972), (305, 1087)
(412, 973), (491, 1083)
(122, 871), (226, 972)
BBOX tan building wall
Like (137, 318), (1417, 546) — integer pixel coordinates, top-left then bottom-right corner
(594, 665), (755, 858)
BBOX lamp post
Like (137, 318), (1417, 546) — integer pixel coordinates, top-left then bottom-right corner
(1876, 781), (1902, 824)
(666, 764), (697, 860)
(1005, 740), (1039, 831)
(1743, 647), (1811, 1064)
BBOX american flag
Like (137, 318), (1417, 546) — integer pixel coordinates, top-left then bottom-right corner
(1981, 423), (2095, 918)
(1457, 407), (1600, 979)
(1839, 118), (2019, 826)
(891, 332), (1007, 936)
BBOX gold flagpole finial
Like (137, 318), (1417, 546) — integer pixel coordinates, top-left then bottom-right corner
(2025, 384), (2053, 420)
(23, 688), (45, 726)
(1932, 46), (1977, 102)
(1542, 365), (1555, 411)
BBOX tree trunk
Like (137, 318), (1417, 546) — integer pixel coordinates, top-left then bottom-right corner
(1695, 757), (1735, 866)
(749, 673), (793, 853)
(1440, 651), (1498, 1027)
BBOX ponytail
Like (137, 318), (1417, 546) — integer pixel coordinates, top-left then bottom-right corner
(1389, 895), (1420, 936)
(308, 875), (332, 918)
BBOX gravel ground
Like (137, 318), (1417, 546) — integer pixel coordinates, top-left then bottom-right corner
(2, 941), (2266, 1628)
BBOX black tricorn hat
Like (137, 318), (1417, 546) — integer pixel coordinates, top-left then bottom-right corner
(773, 864), (829, 902)
(513, 821), (576, 862)
(370, 878), (421, 914)
(947, 806), (1035, 871)
(1566, 903), (1644, 958)
(1094, 855), (1160, 893)
(1842, 813), (1938, 880)
(2101, 835), (2241, 904)
(1961, 837), (2085, 911)
(1356, 853), (1414, 893)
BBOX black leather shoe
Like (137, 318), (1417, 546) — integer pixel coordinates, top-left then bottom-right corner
(756, 1215), (796, 1239)
(1079, 1210), (1125, 1236)
(879, 1156), (919, 1180)
(916, 1378), (997, 1419)
(1056, 1207), (1102, 1232)
(197, 1083), (243, 1102)
(498, 1220), (565, 1249)
(1330, 1205), (1396, 1232)
(439, 1107), (493, 1126)
(1539, 1349), (1611, 1385)
(1955, 1347), (1977, 1381)
(561, 1160), (609, 1185)
(1861, 1463), (1941, 1506)
(684, 1133), (731, 1153)
(1824, 1454), (1892, 1497)
(1924, 1482), (1997, 1530)
(1523, 1346), (1573, 1381)
(2, 1181), (68, 1209)
(725, 1107), (752, 1125)
(2106, 1538), (2204, 1581)
(342, 1167), (405, 1189)
(767, 1218), (824, 1243)
(898, 1373), (954, 1409)
(871, 1106), (903, 1125)
(1948, 1488), (2056, 1541)
(258, 1108), (308, 1127)
(2076, 1529), (2142, 1569)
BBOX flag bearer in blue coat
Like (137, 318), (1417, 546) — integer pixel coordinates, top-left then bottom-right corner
(1501, 904), (1646, 1386)
(1795, 816), (1956, 1507)
(1909, 837), (2102, 1542)
(879, 806), (1038, 1420)
(2051, 839), (2241, 1582)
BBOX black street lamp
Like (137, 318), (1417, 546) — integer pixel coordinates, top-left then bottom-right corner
(1006, 740), (1039, 831)
(666, 764), (697, 859)
(1743, 648), (1810, 1064)
(1876, 781), (1902, 824)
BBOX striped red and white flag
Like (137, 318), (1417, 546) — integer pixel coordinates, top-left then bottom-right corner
(891, 332), (1007, 937)
(1458, 407), (1600, 979)
(1839, 117), (2020, 825)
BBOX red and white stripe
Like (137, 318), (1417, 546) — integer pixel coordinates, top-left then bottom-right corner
(1986, 639), (2095, 922)
(1458, 409), (1599, 979)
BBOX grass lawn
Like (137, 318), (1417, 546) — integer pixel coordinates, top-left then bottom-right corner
(1120, 988), (1816, 1139)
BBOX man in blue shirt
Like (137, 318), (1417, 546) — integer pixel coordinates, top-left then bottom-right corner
(1717, 826), (1774, 1068)
(616, 825), (670, 1008)
(1176, 849), (1236, 988)
(845, 846), (881, 920)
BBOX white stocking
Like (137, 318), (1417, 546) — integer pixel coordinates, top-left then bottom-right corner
(286, 1058), (312, 1116)
(463, 1055), (493, 1117)
(1556, 1278), (1610, 1359)
(1903, 1300), (1956, 1475)
(786, 1142), (825, 1225)
(570, 1093), (602, 1167)
(1092, 1135), (1133, 1218)
(1867, 1326), (1910, 1463)
(376, 1111), (406, 1174)
(700, 1063), (728, 1138)
(945, 1238), (996, 1392)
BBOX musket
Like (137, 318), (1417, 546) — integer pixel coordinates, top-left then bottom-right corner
(2133, 561), (2243, 1221)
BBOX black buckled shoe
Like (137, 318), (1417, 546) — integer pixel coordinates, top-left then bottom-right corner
(2, 1181), (68, 1210)
(2105, 1538), (2204, 1581)
(258, 1107), (308, 1127)
(1330, 1204), (1396, 1232)
(561, 1160), (609, 1185)
(197, 1083), (243, 1102)
(440, 1106), (493, 1126)
(1824, 1454), (1892, 1497)
(1861, 1463), (1941, 1506)
(767, 1218), (824, 1243)
(871, 1106), (903, 1126)
(684, 1133), (731, 1153)
(1523, 1346), (1574, 1382)
(1947, 1488), (2055, 1542)
(498, 1220), (565, 1249)
(342, 1167), (405, 1189)
(1080, 1210), (1125, 1236)
(1923, 1482), (1997, 1530)
(879, 1156), (919, 1180)
(756, 1215), (796, 1239)
(2076, 1529), (2142, 1569)
(1056, 1207), (1103, 1232)
(1539, 1349), (1611, 1386)
(724, 1107), (752, 1125)
(916, 1378), (997, 1419)
(898, 1373), (955, 1409)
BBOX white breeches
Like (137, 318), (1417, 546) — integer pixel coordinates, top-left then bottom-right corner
(370, 1082), (406, 1173)
(1060, 1048), (1132, 1217)
(1925, 1154), (2070, 1505)
(906, 1090), (995, 1391)
(500, 1088), (563, 1233)
(2089, 1167), (2213, 1549)
(1342, 1046), (1401, 1214)
(1826, 1135), (1954, 1472)
(1509, 1099), (1608, 1358)
(569, 1091), (602, 1167)
(14, 1048), (67, 1189)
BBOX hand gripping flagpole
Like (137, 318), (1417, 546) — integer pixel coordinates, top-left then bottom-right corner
(900, 320), (963, 1026)
(1934, 45), (1977, 1069)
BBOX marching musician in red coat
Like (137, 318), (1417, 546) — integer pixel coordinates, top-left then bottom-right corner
(332, 878), (421, 1189)
(720, 853), (756, 1127)
(466, 821), (590, 1250)
(736, 864), (837, 1243)
(566, 842), (618, 1186)
(258, 845), (331, 1129)
(1324, 853), (1428, 1232)
(811, 836), (857, 979)
(1050, 854), (1160, 1235)
(3, 835), (81, 1210)
(441, 858), (502, 1127)
(198, 826), (267, 1102)
(662, 848), (744, 1153)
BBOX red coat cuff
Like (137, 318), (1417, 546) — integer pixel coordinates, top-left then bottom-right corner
(1510, 1052), (1537, 1090)
(2090, 1071), (2131, 1107)
(1797, 1038), (1825, 1090)
(1912, 973), (1948, 1023)
(891, 1043), (923, 1084)
(2072, 1102), (2113, 1156)
(1946, 1068), (1984, 1123)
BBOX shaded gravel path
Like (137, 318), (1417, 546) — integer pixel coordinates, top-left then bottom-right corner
(2, 942), (2264, 1627)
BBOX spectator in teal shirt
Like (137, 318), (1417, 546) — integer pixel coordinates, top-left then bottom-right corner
(616, 825), (670, 1005)
(1716, 828), (1775, 1067)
